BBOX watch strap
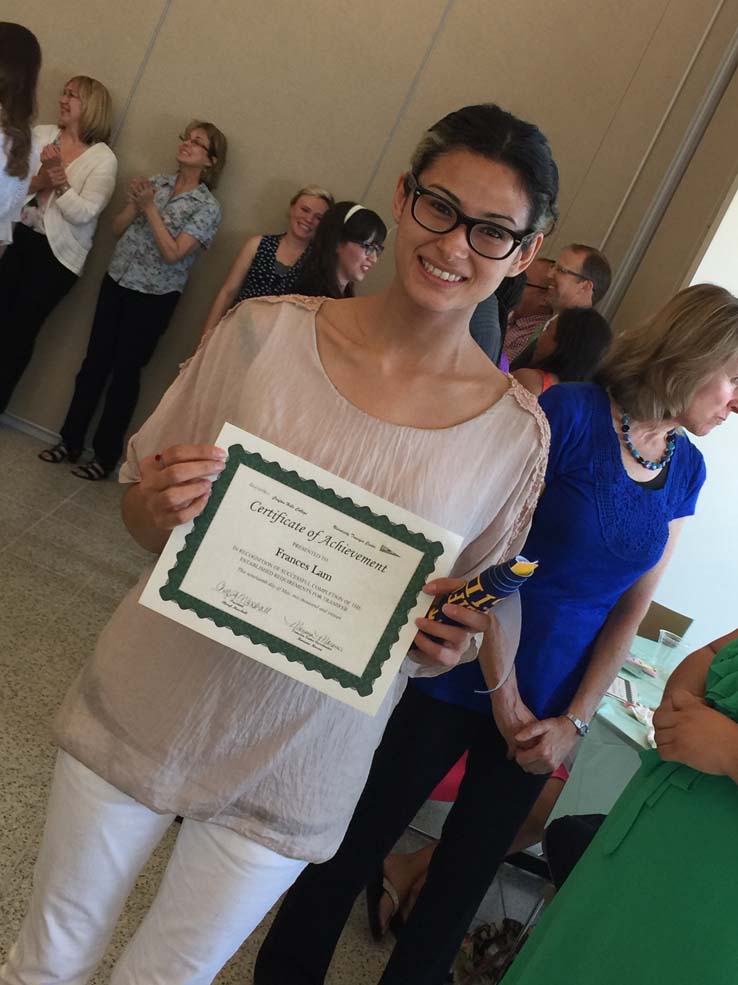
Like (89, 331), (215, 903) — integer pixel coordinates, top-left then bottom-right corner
(564, 712), (590, 736)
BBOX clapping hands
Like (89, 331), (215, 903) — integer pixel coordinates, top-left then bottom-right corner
(128, 177), (156, 210)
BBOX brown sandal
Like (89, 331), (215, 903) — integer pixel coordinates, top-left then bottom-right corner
(38, 442), (81, 465)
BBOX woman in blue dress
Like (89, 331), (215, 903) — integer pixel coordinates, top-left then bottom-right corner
(254, 283), (738, 985)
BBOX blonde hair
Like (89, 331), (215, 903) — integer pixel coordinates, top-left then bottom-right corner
(290, 185), (334, 208)
(68, 76), (112, 144)
(183, 120), (227, 189)
(598, 283), (738, 421)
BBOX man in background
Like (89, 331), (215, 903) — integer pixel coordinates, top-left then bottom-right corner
(508, 244), (612, 369)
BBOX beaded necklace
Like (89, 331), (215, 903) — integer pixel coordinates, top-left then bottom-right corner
(620, 413), (676, 471)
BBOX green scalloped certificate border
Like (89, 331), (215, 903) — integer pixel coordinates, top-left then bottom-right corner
(158, 443), (445, 698)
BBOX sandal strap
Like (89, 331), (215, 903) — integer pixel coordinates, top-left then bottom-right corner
(382, 876), (400, 916)
(39, 442), (73, 464)
(72, 460), (110, 481)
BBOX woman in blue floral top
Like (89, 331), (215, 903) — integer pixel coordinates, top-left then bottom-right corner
(39, 120), (226, 479)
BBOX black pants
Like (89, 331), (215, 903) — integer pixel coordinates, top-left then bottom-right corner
(60, 274), (179, 471)
(0, 223), (79, 412)
(254, 686), (548, 985)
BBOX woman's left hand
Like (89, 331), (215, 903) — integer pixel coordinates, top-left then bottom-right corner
(512, 716), (579, 774)
(46, 164), (69, 189)
(654, 688), (738, 776)
(412, 578), (491, 669)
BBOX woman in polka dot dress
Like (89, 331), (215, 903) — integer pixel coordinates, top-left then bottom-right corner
(199, 184), (332, 340)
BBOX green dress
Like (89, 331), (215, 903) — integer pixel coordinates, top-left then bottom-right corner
(503, 639), (738, 985)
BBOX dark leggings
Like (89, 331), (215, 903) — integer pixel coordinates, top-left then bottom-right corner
(254, 686), (548, 985)
(0, 223), (78, 413)
(60, 274), (179, 471)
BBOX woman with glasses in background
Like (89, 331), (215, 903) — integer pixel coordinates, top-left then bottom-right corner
(0, 74), (116, 414)
(296, 200), (387, 299)
(199, 184), (333, 339)
(39, 122), (226, 480)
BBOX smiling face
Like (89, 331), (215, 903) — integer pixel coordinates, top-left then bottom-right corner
(58, 80), (83, 129)
(289, 195), (329, 242)
(176, 127), (212, 174)
(336, 239), (380, 288)
(547, 247), (594, 311)
(392, 149), (541, 313)
(678, 360), (738, 435)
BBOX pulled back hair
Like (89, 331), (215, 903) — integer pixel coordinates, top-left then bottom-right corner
(0, 22), (41, 179)
(407, 103), (559, 236)
(290, 184), (334, 209)
(597, 283), (738, 422)
(523, 307), (612, 382)
(296, 201), (387, 299)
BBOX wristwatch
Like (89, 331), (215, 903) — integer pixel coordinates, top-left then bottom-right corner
(564, 712), (590, 736)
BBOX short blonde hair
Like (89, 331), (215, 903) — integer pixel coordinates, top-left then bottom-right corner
(290, 185), (334, 208)
(183, 120), (227, 189)
(68, 76), (112, 144)
(599, 283), (738, 421)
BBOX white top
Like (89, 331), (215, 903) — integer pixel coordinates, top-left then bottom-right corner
(21, 124), (117, 274)
(0, 126), (39, 246)
(54, 295), (549, 863)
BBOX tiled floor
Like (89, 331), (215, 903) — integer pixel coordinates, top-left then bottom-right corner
(0, 422), (545, 983)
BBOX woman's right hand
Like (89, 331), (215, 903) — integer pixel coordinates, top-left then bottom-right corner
(138, 444), (227, 530)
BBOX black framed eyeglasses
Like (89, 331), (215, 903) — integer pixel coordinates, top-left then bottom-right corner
(406, 173), (532, 260)
(179, 132), (214, 159)
(349, 240), (384, 257)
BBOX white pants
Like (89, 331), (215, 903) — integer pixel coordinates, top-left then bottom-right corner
(1, 751), (307, 984)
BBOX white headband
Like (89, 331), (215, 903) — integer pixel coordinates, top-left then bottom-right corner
(344, 204), (366, 223)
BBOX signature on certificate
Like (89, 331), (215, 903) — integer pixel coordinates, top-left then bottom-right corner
(284, 617), (343, 653)
(213, 581), (273, 616)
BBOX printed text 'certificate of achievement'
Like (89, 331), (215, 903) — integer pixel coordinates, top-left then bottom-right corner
(140, 423), (463, 714)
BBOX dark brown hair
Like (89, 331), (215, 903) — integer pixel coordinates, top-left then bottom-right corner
(0, 22), (41, 179)
(408, 103), (559, 236)
(570, 244), (612, 304)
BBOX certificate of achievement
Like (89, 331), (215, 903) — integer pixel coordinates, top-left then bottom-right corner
(140, 423), (463, 714)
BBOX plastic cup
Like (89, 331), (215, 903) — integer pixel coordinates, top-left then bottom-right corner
(653, 629), (689, 681)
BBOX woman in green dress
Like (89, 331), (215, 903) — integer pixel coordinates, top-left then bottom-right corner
(503, 627), (738, 985)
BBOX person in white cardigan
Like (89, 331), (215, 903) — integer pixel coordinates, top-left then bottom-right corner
(0, 23), (41, 246)
(0, 74), (117, 413)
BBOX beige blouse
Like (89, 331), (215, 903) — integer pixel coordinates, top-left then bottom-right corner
(54, 296), (549, 862)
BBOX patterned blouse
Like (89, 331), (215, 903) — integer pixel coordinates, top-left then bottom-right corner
(108, 174), (221, 296)
(237, 233), (308, 300)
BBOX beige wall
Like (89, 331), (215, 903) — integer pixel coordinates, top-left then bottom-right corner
(5, 0), (738, 442)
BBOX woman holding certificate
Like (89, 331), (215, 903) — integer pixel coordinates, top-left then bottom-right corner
(1, 103), (558, 982)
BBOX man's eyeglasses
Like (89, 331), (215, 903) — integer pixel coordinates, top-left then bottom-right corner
(406, 174), (532, 260)
(350, 240), (384, 258)
(179, 133), (213, 158)
(552, 261), (590, 282)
